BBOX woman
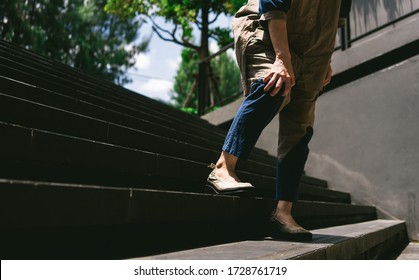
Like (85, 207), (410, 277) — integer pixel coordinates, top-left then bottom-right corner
(206, 0), (351, 240)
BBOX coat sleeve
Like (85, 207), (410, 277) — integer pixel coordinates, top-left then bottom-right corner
(259, 0), (291, 27)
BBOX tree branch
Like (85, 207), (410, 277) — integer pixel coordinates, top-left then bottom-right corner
(208, 33), (219, 43)
(209, 12), (222, 25)
(196, 19), (202, 28)
(148, 16), (199, 50)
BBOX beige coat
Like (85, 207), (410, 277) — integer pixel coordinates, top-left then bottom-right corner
(233, 0), (341, 95)
(232, 0), (342, 160)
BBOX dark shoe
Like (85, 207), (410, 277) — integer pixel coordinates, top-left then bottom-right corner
(206, 164), (255, 195)
(269, 212), (312, 241)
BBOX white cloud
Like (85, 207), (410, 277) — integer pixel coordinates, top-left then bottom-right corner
(125, 78), (173, 103)
(134, 52), (151, 70)
(209, 41), (220, 54)
(124, 43), (135, 52)
(227, 48), (236, 60)
(139, 78), (173, 93)
(168, 56), (181, 71)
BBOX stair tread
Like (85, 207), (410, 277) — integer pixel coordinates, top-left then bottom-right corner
(0, 178), (373, 229)
(0, 94), (278, 177)
(0, 121), (349, 201)
(137, 219), (406, 260)
(299, 183), (350, 203)
(0, 54), (216, 129)
(300, 175), (328, 188)
(0, 77), (276, 165)
(0, 78), (228, 142)
(396, 242), (419, 260)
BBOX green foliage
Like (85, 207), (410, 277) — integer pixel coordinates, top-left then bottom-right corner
(105, 0), (246, 51)
(212, 52), (241, 103)
(171, 48), (199, 108)
(180, 107), (198, 115)
(105, 0), (247, 112)
(171, 47), (241, 111)
(0, 0), (150, 85)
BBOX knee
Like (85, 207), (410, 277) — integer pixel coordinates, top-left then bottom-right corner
(284, 126), (314, 162)
(301, 126), (314, 146)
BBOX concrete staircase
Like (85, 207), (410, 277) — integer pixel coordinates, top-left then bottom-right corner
(0, 40), (409, 259)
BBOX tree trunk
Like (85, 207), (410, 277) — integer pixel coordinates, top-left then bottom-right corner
(200, 0), (210, 61)
(197, 0), (211, 114)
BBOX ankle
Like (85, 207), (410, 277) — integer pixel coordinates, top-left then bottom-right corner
(275, 211), (292, 220)
(215, 159), (235, 174)
(215, 161), (225, 170)
(276, 201), (293, 215)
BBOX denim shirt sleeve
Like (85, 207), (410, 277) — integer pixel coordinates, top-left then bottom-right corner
(259, 0), (291, 27)
(259, 0), (291, 15)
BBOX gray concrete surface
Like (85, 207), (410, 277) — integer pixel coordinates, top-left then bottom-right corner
(305, 54), (419, 242)
(202, 95), (243, 127)
(137, 220), (406, 260)
(349, 0), (419, 40)
(397, 242), (419, 260)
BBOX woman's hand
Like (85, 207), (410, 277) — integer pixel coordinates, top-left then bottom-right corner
(263, 55), (295, 97)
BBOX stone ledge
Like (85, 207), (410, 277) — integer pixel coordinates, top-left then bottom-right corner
(137, 219), (407, 260)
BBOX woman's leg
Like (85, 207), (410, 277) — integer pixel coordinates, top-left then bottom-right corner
(211, 79), (286, 184)
(274, 127), (313, 228)
(273, 88), (319, 230)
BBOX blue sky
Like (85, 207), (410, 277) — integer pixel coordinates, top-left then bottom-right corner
(123, 15), (233, 104)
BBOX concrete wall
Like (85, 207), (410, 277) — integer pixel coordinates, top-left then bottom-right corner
(350, 0), (419, 39)
(305, 54), (419, 242)
(307, 8), (419, 241)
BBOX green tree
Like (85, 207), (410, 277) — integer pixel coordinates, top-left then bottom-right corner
(105, 0), (245, 59)
(105, 0), (246, 111)
(0, 0), (149, 85)
(213, 50), (241, 104)
(171, 47), (241, 112)
(171, 48), (199, 109)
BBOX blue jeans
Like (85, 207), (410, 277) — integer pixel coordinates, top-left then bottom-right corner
(223, 79), (284, 160)
(222, 79), (312, 202)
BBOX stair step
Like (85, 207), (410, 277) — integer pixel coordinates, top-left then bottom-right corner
(0, 179), (376, 259)
(0, 177), (371, 230)
(0, 121), (210, 192)
(0, 76), (276, 166)
(0, 121), (350, 202)
(396, 242), (419, 260)
(0, 52), (241, 156)
(0, 46), (219, 130)
(300, 175), (328, 188)
(137, 220), (408, 260)
(0, 41), (275, 164)
(299, 183), (350, 204)
(0, 92), (278, 178)
(0, 76), (227, 145)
